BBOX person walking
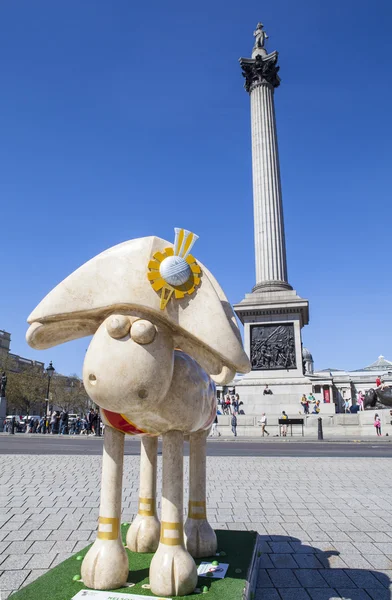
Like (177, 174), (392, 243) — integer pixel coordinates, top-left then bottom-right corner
(87, 408), (95, 434)
(211, 414), (221, 437)
(37, 416), (45, 433)
(91, 409), (99, 434)
(50, 410), (57, 434)
(281, 411), (288, 437)
(374, 413), (382, 436)
(231, 413), (237, 437)
(75, 416), (82, 434)
(43, 413), (49, 434)
(60, 410), (69, 435)
(27, 416), (35, 433)
(259, 412), (270, 437)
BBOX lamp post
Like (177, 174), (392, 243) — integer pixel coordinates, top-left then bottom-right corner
(44, 361), (55, 433)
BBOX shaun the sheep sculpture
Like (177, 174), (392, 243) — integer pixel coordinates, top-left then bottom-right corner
(26, 229), (250, 597)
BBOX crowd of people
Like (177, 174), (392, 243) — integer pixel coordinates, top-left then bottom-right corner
(300, 393), (320, 414)
(4, 408), (102, 435)
(46, 408), (102, 435)
(212, 379), (388, 439)
(212, 393), (244, 437)
(217, 393), (243, 416)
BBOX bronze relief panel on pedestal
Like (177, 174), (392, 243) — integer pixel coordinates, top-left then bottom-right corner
(250, 324), (296, 370)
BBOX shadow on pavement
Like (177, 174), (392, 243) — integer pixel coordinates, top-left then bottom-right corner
(256, 535), (391, 600)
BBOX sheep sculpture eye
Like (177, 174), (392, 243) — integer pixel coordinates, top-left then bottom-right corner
(130, 319), (156, 345)
(106, 315), (131, 339)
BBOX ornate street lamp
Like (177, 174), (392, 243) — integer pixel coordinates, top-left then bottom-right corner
(43, 361), (55, 433)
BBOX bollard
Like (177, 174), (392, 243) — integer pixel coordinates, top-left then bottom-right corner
(317, 417), (323, 440)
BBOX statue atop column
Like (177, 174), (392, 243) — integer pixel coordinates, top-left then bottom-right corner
(240, 22), (281, 92)
(252, 22), (268, 57)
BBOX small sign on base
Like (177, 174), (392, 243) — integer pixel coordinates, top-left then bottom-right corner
(72, 592), (171, 600)
(197, 562), (229, 579)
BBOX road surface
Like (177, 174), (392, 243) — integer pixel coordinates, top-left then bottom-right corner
(1, 434), (392, 456)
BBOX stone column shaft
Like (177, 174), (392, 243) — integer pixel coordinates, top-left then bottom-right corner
(251, 82), (288, 289)
(240, 46), (292, 292)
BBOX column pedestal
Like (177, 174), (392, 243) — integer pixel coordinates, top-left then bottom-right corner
(234, 289), (315, 416)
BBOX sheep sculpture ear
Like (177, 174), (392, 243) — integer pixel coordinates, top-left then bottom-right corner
(26, 230), (251, 378)
(210, 366), (237, 386)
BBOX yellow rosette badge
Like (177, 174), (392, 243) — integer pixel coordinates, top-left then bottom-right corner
(147, 228), (201, 310)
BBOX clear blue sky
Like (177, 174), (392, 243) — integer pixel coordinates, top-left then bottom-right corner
(1, 0), (391, 376)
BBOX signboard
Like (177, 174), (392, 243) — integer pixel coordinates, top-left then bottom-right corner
(72, 592), (170, 600)
(197, 562), (229, 579)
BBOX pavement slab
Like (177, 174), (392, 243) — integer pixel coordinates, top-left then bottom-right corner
(0, 453), (391, 600)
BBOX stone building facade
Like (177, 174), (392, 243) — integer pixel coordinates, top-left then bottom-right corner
(219, 353), (392, 415)
(307, 353), (392, 412)
(0, 329), (45, 374)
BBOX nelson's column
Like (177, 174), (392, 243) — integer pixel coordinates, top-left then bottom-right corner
(234, 24), (331, 415)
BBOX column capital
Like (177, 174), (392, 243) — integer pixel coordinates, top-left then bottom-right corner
(239, 51), (280, 93)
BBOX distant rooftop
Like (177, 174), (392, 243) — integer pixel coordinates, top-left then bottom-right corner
(315, 355), (392, 374)
(354, 355), (392, 372)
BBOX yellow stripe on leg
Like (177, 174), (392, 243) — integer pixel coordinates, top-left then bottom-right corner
(188, 500), (207, 520)
(160, 521), (183, 546)
(97, 516), (119, 540)
(138, 497), (156, 517)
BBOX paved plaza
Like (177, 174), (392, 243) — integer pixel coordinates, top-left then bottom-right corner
(0, 454), (391, 599)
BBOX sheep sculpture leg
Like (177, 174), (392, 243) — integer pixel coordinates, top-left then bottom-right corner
(185, 429), (217, 557)
(81, 426), (129, 590)
(150, 430), (198, 597)
(127, 436), (160, 552)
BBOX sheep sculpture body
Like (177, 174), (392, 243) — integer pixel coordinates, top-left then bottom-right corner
(26, 229), (250, 597)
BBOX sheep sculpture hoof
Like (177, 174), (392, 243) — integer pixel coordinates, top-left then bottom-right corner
(150, 543), (198, 597)
(127, 514), (160, 553)
(81, 539), (129, 591)
(185, 518), (218, 558)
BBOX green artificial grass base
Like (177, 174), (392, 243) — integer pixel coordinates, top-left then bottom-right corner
(12, 526), (257, 600)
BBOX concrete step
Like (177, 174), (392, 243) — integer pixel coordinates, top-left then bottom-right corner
(218, 408), (392, 427)
(214, 408), (392, 438)
(214, 424), (392, 438)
